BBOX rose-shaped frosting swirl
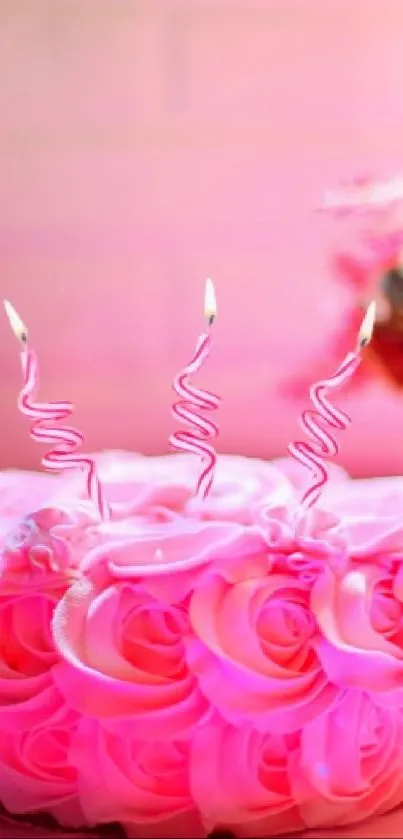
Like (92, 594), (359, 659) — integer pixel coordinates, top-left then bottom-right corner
(0, 507), (97, 729)
(0, 567), (62, 729)
(311, 511), (403, 694)
(80, 519), (271, 605)
(52, 575), (209, 740)
(0, 590), (58, 713)
(0, 690), (84, 827)
(312, 557), (403, 695)
(71, 717), (204, 838)
(186, 569), (339, 733)
(53, 520), (273, 738)
(291, 690), (403, 829)
(190, 714), (303, 837)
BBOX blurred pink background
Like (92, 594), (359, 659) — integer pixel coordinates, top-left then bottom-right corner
(1, 0), (403, 476)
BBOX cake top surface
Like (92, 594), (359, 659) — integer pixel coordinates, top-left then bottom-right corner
(1, 450), (403, 590)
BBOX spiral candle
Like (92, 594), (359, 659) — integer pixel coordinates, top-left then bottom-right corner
(288, 300), (376, 508)
(169, 279), (220, 499)
(4, 301), (110, 521)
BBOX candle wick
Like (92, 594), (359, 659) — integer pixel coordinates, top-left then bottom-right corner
(208, 314), (215, 328)
(357, 333), (371, 352)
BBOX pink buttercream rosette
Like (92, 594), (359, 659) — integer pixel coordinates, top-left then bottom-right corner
(0, 457), (403, 836)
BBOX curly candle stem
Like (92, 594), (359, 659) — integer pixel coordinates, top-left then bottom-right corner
(169, 279), (221, 499)
(288, 301), (376, 509)
(4, 300), (110, 521)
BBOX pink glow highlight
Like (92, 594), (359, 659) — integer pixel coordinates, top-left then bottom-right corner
(289, 302), (376, 508)
(5, 301), (110, 521)
(169, 280), (220, 499)
(322, 174), (403, 217)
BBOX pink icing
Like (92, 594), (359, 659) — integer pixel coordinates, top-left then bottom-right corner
(0, 692), (84, 828)
(52, 573), (210, 740)
(71, 717), (205, 838)
(0, 470), (61, 549)
(0, 452), (403, 836)
(55, 450), (294, 522)
(291, 690), (403, 829)
(190, 713), (304, 837)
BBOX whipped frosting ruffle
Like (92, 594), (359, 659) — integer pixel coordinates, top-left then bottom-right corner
(0, 453), (403, 836)
(0, 470), (62, 549)
(53, 450), (294, 522)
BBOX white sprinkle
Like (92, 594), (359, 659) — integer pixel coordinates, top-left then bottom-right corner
(343, 570), (366, 594)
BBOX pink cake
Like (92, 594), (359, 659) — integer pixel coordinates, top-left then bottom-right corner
(1, 451), (403, 838)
